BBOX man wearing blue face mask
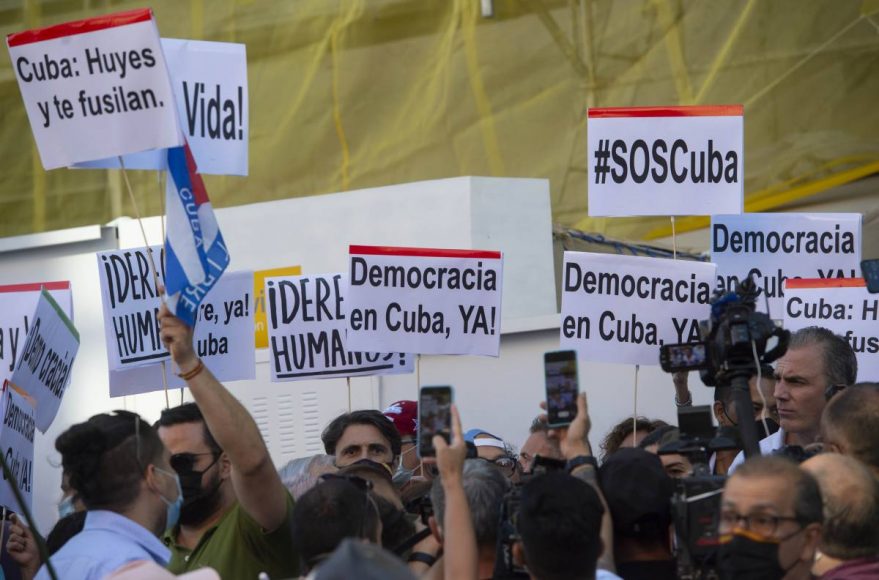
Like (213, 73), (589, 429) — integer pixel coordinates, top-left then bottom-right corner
(718, 455), (823, 580)
(35, 412), (183, 580)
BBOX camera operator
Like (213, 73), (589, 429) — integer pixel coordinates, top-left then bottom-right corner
(729, 327), (857, 472)
(672, 370), (778, 475)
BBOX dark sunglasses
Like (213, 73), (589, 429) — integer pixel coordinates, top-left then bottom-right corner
(170, 452), (220, 475)
(319, 473), (374, 492)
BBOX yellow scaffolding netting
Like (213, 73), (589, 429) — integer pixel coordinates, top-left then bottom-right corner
(1, 0), (878, 240)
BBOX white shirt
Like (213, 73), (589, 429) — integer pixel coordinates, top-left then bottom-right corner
(727, 428), (786, 474)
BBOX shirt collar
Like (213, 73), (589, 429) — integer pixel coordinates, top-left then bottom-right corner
(86, 510), (170, 565)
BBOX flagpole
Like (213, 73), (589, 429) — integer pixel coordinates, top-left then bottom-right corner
(117, 156), (170, 408)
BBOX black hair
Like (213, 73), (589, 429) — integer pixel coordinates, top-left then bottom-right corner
(56, 411), (163, 512)
(321, 410), (402, 459)
(371, 492), (415, 554)
(155, 402), (222, 454)
(291, 478), (381, 570)
(637, 425), (678, 449)
(517, 472), (604, 580)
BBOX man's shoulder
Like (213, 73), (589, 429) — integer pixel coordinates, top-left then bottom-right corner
(728, 429), (786, 474)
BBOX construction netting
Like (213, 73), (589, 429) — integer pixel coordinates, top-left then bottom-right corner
(1, 0), (878, 239)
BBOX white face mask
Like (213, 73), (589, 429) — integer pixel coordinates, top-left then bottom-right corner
(58, 495), (76, 519)
(392, 445), (418, 486)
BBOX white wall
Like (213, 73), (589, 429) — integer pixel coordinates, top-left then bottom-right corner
(0, 176), (703, 535)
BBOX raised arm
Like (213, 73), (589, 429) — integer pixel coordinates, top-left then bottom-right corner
(159, 302), (288, 531)
(434, 405), (477, 580)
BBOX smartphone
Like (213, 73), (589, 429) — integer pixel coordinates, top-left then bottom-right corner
(544, 350), (579, 427)
(418, 386), (453, 458)
(862, 259), (879, 294)
(659, 342), (710, 372)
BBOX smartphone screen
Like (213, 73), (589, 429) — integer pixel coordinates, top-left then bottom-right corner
(544, 350), (578, 427)
(418, 386), (453, 458)
(659, 342), (709, 372)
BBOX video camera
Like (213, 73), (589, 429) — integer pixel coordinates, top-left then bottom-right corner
(658, 276), (790, 579)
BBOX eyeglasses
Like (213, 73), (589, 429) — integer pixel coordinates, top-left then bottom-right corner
(481, 455), (520, 478)
(719, 510), (801, 537)
(170, 452), (220, 475)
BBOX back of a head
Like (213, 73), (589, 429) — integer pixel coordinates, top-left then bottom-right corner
(155, 402), (221, 453)
(599, 417), (667, 463)
(321, 410), (402, 458)
(430, 458), (510, 548)
(803, 453), (879, 560)
(788, 326), (858, 387)
(823, 383), (879, 471)
(315, 538), (416, 580)
(731, 455), (823, 527)
(599, 447), (673, 545)
(291, 478), (380, 570)
(517, 471), (604, 580)
(56, 411), (162, 512)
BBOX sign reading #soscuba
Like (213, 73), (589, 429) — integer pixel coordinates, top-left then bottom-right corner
(587, 105), (743, 216)
(712, 213), (862, 316)
(561, 252), (716, 366)
(345, 246), (504, 357)
(267, 273), (413, 381)
(6, 9), (182, 170)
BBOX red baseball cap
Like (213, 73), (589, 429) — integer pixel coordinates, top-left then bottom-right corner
(383, 400), (417, 439)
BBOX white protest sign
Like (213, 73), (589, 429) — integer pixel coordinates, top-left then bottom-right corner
(108, 270), (255, 397)
(712, 213), (862, 316)
(267, 273), (413, 381)
(346, 246), (504, 357)
(587, 105), (743, 216)
(74, 38), (248, 175)
(0, 282), (73, 386)
(9, 290), (79, 432)
(0, 383), (35, 514)
(7, 9), (182, 170)
(97, 246), (168, 370)
(560, 252), (716, 365)
(783, 279), (878, 382)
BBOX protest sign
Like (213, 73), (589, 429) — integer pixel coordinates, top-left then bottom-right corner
(9, 290), (79, 432)
(587, 105), (743, 216)
(254, 266), (301, 349)
(0, 282), (73, 386)
(0, 383), (35, 514)
(560, 252), (716, 366)
(7, 9), (182, 170)
(712, 213), (862, 316)
(97, 246), (168, 370)
(109, 270), (255, 397)
(783, 278), (877, 381)
(267, 273), (413, 381)
(74, 38), (248, 175)
(345, 246), (504, 357)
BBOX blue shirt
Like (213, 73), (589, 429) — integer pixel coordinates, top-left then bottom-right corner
(36, 510), (169, 580)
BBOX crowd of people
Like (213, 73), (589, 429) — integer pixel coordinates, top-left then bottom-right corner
(2, 304), (877, 580)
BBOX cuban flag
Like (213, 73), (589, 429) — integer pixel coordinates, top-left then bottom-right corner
(164, 143), (230, 327)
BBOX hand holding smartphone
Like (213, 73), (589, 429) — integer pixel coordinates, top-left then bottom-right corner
(544, 350), (579, 428)
(418, 385), (454, 457)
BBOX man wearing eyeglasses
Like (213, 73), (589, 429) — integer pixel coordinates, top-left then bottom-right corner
(718, 455), (823, 579)
(464, 429), (520, 481)
(157, 304), (298, 579)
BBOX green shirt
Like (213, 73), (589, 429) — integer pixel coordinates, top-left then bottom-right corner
(163, 493), (298, 579)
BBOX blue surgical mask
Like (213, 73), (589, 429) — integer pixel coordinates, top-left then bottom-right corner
(58, 495), (76, 519)
(155, 467), (183, 530)
(392, 446), (418, 487)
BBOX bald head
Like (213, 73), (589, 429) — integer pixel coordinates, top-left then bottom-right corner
(803, 453), (879, 561)
(821, 383), (879, 477)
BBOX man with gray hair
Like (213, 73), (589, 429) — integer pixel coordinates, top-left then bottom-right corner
(730, 326), (857, 472)
(802, 453), (879, 578)
(820, 382), (879, 478)
(429, 458), (510, 579)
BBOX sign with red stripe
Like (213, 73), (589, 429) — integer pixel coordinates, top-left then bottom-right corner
(587, 104), (744, 216)
(6, 8), (182, 169)
(783, 278), (877, 381)
(346, 245), (504, 356)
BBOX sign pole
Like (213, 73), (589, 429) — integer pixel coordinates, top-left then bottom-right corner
(632, 364), (640, 447)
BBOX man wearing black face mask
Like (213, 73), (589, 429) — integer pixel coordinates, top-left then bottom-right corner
(718, 455), (823, 580)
